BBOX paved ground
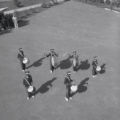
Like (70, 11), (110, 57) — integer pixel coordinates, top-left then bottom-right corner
(0, 1), (120, 120)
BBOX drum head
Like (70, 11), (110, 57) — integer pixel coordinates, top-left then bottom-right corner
(96, 66), (101, 72)
(23, 57), (29, 64)
(71, 85), (78, 92)
(28, 86), (33, 92)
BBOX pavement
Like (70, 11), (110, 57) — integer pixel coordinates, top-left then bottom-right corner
(0, 1), (120, 120)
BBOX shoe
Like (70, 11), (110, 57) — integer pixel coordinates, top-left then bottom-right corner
(50, 70), (53, 74)
(32, 96), (35, 99)
(65, 97), (69, 102)
(92, 75), (96, 78)
(69, 97), (72, 100)
(27, 97), (30, 100)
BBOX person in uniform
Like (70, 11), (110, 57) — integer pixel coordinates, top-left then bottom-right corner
(17, 48), (26, 71)
(46, 49), (58, 73)
(23, 71), (36, 100)
(64, 71), (73, 101)
(92, 56), (102, 77)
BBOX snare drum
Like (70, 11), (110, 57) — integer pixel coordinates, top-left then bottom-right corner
(27, 86), (33, 93)
(71, 84), (78, 93)
(23, 57), (29, 64)
(96, 66), (101, 72)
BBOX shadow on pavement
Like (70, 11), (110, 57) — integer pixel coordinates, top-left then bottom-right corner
(27, 56), (46, 69)
(74, 59), (90, 72)
(77, 77), (89, 93)
(18, 19), (30, 27)
(0, 29), (12, 35)
(58, 56), (72, 69)
(71, 77), (89, 97)
(35, 77), (57, 95)
(100, 63), (106, 74)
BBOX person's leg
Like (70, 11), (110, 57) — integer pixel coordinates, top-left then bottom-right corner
(92, 67), (97, 77)
(68, 86), (72, 100)
(21, 63), (26, 71)
(65, 85), (72, 101)
(31, 87), (36, 98)
(65, 86), (69, 101)
(50, 65), (54, 73)
(27, 92), (32, 100)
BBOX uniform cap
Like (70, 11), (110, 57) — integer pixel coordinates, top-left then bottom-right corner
(67, 71), (71, 75)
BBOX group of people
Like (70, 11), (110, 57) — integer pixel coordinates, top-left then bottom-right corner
(17, 48), (105, 101)
(0, 12), (18, 32)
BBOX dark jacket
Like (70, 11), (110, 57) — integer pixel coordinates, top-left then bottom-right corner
(64, 76), (73, 88)
(92, 60), (98, 69)
(23, 74), (33, 88)
(46, 51), (58, 66)
(17, 50), (24, 62)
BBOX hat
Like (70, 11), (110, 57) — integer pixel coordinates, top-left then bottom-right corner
(67, 71), (71, 75)
(25, 71), (30, 74)
(19, 48), (22, 51)
(50, 49), (54, 51)
(73, 51), (76, 53)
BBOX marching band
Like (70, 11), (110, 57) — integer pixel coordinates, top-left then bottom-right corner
(17, 48), (105, 101)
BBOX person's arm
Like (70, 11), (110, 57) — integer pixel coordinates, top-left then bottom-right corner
(23, 78), (29, 88)
(46, 53), (50, 57)
(28, 75), (33, 85)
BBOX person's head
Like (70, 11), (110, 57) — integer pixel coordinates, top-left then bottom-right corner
(73, 51), (76, 55)
(19, 48), (23, 52)
(50, 49), (54, 52)
(66, 71), (71, 76)
(25, 71), (30, 75)
(93, 56), (98, 61)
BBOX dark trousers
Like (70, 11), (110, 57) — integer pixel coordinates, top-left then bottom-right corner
(50, 65), (55, 72)
(66, 85), (71, 99)
(92, 67), (97, 75)
(73, 66), (77, 71)
(20, 62), (26, 71)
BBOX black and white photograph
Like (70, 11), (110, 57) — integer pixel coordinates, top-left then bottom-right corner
(0, 0), (120, 120)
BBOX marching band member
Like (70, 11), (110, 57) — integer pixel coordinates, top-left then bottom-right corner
(64, 71), (73, 101)
(12, 12), (18, 29)
(17, 48), (30, 72)
(92, 56), (101, 77)
(23, 71), (35, 100)
(46, 49), (58, 73)
(17, 48), (26, 72)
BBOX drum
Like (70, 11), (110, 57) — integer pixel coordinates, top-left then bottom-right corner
(96, 66), (101, 72)
(71, 84), (78, 93)
(51, 57), (55, 66)
(27, 86), (33, 93)
(23, 57), (29, 64)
